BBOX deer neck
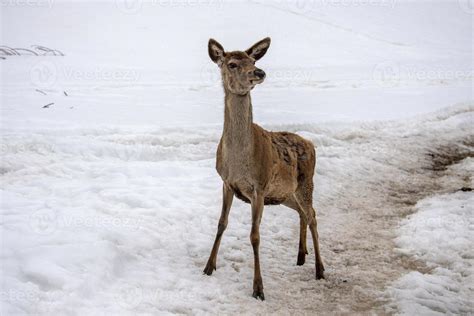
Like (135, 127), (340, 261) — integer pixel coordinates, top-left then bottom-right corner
(222, 89), (253, 153)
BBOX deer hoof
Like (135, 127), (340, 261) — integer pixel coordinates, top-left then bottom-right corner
(203, 262), (216, 276)
(297, 252), (306, 266)
(252, 289), (265, 301)
(316, 270), (325, 280)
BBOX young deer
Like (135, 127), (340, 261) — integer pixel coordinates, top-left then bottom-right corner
(203, 37), (324, 300)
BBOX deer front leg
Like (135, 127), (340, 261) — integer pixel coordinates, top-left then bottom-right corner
(204, 183), (234, 275)
(250, 193), (265, 300)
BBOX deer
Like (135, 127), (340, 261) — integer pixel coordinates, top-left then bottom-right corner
(203, 37), (325, 300)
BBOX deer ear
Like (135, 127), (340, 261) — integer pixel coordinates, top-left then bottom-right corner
(208, 39), (225, 66)
(246, 37), (271, 61)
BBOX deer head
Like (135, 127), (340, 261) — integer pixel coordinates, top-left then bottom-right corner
(208, 37), (271, 95)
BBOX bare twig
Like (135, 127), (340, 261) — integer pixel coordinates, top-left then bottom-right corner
(0, 46), (19, 56)
(0, 45), (64, 56)
(32, 45), (64, 56)
(14, 48), (39, 56)
(42, 102), (54, 108)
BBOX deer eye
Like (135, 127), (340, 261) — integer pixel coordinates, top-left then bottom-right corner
(228, 63), (238, 69)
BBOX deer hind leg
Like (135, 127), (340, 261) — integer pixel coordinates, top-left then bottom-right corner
(204, 182), (234, 275)
(294, 186), (325, 280)
(283, 198), (308, 266)
(298, 216), (308, 266)
(308, 206), (325, 279)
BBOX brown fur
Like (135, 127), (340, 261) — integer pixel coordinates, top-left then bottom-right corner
(203, 38), (324, 300)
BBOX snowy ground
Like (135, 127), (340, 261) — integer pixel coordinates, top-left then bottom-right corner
(387, 187), (473, 314)
(1, 0), (473, 315)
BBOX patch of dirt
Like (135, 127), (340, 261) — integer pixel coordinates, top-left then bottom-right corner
(312, 137), (474, 314)
(427, 137), (474, 172)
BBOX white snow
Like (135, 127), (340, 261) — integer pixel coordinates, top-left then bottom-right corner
(1, 0), (473, 314)
(386, 159), (474, 315)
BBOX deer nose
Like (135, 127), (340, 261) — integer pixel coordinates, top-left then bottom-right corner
(254, 69), (266, 79)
